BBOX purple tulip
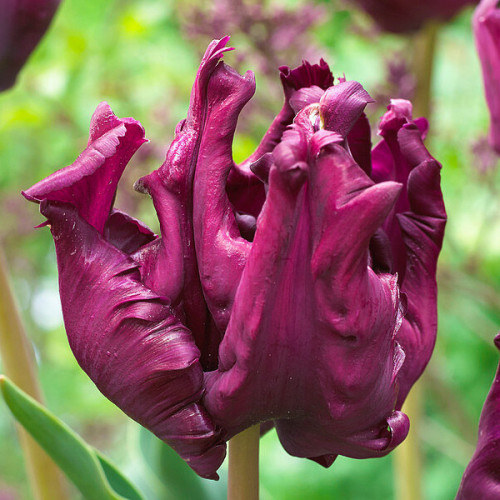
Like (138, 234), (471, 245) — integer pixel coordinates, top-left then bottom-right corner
(351, 0), (475, 34)
(456, 333), (500, 499)
(474, 0), (500, 154)
(0, 0), (61, 91)
(23, 37), (446, 478)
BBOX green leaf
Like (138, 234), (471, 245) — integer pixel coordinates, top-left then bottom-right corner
(138, 427), (214, 500)
(0, 375), (144, 500)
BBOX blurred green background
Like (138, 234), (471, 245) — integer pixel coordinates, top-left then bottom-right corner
(0, 0), (498, 498)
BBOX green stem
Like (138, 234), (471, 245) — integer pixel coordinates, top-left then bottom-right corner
(394, 382), (423, 500)
(0, 247), (67, 500)
(411, 21), (438, 119)
(228, 425), (260, 500)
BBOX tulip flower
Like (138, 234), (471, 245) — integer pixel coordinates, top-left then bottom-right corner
(0, 0), (61, 91)
(456, 333), (500, 499)
(474, 0), (500, 154)
(351, 0), (475, 34)
(23, 37), (446, 479)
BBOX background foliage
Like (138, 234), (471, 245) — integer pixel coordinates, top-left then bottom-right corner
(0, 0), (498, 498)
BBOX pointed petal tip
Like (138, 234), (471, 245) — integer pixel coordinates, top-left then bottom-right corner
(308, 454), (338, 468)
(208, 36), (235, 61)
(34, 220), (50, 229)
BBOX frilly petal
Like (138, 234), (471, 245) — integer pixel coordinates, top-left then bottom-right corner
(227, 59), (334, 218)
(320, 80), (374, 138)
(193, 59), (254, 332)
(371, 102), (446, 407)
(22, 102), (147, 234)
(205, 115), (407, 461)
(235, 58), (334, 176)
(135, 39), (234, 363)
(38, 201), (225, 479)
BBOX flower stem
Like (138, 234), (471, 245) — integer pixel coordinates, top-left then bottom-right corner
(411, 21), (438, 118)
(394, 21), (439, 500)
(394, 382), (423, 500)
(0, 247), (67, 500)
(228, 424), (260, 500)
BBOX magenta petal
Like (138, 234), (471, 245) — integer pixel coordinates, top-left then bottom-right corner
(39, 201), (225, 479)
(193, 60), (254, 332)
(135, 39), (235, 361)
(226, 59), (334, 217)
(103, 209), (157, 255)
(235, 59), (334, 175)
(457, 334), (500, 499)
(205, 121), (407, 461)
(347, 112), (372, 176)
(474, 0), (500, 153)
(0, 0), (61, 91)
(22, 102), (146, 234)
(320, 81), (374, 138)
(371, 104), (446, 406)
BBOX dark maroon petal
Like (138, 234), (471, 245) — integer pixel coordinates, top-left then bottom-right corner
(0, 0), (61, 91)
(234, 59), (334, 175)
(136, 39), (236, 362)
(280, 58), (334, 93)
(22, 102), (146, 234)
(474, 0), (500, 154)
(456, 334), (500, 499)
(320, 81), (374, 138)
(374, 114), (446, 407)
(39, 201), (225, 479)
(351, 0), (475, 34)
(227, 59), (333, 218)
(371, 99), (418, 279)
(103, 209), (157, 255)
(347, 112), (372, 176)
(289, 85), (326, 114)
(394, 155), (446, 406)
(205, 114), (407, 461)
(369, 101), (446, 407)
(193, 61), (254, 332)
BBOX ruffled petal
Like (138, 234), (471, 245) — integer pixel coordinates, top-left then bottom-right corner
(135, 39), (236, 364)
(232, 59), (333, 177)
(38, 201), (225, 479)
(23, 102), (147, 234)
(205, 113), (407, 461)
(23, 99), (225, 478)
(193, 60), (254, 332)
(320, 81), (374, 138)
(370, 102), (446, 406)
(456, 334), (500, 499)
(226, 59), (334, 219)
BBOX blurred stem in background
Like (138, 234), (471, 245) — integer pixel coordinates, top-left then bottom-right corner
(411, 22), (438, 119)
(228, 424), (260, 500)
(0, 247), (67, 500)
(393, 21), (439, 500)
